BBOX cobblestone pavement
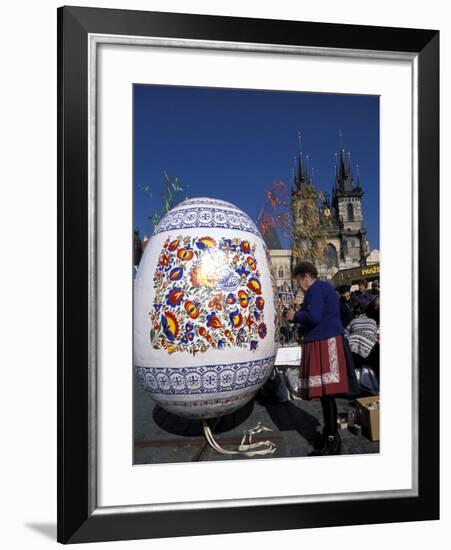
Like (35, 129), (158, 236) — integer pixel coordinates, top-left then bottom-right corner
(134, 373), (379, 464)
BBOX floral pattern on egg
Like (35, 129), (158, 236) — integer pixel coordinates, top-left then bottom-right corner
(149, 235), (267, 355)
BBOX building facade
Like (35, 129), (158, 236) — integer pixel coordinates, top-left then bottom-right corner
(270, 249), (293, 293)
(367, 248), (380, 265)
(264, 136), (372, 290)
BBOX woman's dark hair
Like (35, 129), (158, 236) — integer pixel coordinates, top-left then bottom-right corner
(366, 296), (380, 323)
(337, 284), (351, 295)
(354, 303), (367, 315)
(293, 261), (318, 279)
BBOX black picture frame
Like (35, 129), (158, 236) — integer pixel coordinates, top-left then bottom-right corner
(57, 5), (439, 544)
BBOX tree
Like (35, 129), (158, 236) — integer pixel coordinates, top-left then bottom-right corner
(140, 171), (188, 229)
(259, 180), (292, 238)
(291, 184), (333, 266)
(260, 180), (332, 267)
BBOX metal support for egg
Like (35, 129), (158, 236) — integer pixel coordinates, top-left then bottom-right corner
(202, 420), (277, 457)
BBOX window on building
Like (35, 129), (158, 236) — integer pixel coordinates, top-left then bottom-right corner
(325, 243), (339, 268)
(347, 202), (354, 221)
(350, 239), (355, 248)
(278, 267), (284, 278)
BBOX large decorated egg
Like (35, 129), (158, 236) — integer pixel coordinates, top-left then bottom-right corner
(134, 197), (279, 419)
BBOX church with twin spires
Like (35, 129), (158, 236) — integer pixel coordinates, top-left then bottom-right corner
(264, 134), (373, 295)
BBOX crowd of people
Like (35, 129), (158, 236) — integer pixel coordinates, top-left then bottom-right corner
(281, 278), (380, 360)
(280, 264), (380, 456)
(338, 279), (380, 384)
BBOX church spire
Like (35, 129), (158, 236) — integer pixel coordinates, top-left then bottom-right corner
(291, 162), (297, 193)
(294, 131), (311, 191)
(356, 164), (362, 189)
(335, 131), (354, 192)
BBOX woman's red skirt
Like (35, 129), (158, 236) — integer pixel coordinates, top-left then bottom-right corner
(298, 335), (349, 399)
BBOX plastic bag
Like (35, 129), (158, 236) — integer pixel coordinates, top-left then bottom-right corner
(355, 366), (379, 393)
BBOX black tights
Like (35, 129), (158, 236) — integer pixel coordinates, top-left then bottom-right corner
(320, 395), (338, 436)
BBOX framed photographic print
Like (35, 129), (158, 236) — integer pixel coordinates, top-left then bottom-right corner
(57, 6), (439, 544)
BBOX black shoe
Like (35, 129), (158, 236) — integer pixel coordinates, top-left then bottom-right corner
(308, 433), (342, 456)
(312, 429), (328, 450)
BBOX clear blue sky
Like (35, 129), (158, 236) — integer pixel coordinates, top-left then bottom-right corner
(134, 85), (379, 249)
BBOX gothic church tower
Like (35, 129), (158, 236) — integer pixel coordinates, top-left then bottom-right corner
(332, 138), (368, 267)
(290, 133), (370, 279)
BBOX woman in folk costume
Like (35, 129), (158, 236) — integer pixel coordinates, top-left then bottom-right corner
(285, 261), (351, 456)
